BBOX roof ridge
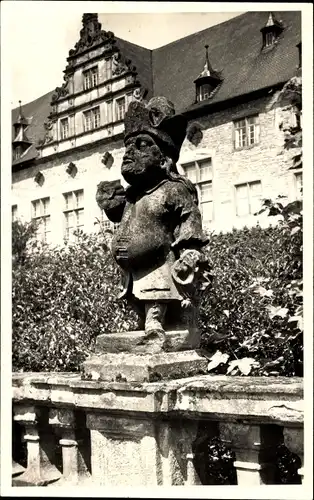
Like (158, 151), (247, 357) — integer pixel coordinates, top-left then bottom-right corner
(152, 12), (247, 51)
(12, 89), (54, 112)
(115, 35), (152, 52)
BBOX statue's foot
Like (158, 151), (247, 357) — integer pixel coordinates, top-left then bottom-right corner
(143, 302), (167, 353)
(139, 324), (165, 354)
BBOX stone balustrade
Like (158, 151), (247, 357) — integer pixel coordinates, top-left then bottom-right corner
(11, 373), (305, 488)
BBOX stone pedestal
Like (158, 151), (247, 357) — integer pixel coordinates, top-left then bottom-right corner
(82, 349), (207, 382)
(95, 329), (200, 354)
(82, 329), (207, 383)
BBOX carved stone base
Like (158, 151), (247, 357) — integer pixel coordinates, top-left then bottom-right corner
(82, 350), (207, 383)
(95, 329), (200, 354)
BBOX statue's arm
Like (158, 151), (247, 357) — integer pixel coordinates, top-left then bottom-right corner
(96, 180), (126, 223)
(169, 184), (211, 293)
(170, 184), (209, 253)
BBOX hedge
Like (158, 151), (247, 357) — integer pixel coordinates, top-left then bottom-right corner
(12, 202), (302, 376)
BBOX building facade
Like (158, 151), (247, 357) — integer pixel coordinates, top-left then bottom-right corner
(11, 11), (302, 244)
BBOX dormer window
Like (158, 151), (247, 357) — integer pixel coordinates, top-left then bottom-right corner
(199, 84), (212, 102)
(297, 42), (302, 68)
(265, 32), (275, 47)
(194, 45), (222, 103)
(261, 12), (284, 49)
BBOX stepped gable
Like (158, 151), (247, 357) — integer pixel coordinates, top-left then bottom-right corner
(11, 11), (301, 167)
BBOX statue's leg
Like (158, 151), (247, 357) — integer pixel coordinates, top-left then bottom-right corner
(144, 301), (167, 339)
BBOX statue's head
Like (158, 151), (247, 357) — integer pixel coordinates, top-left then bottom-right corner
(122, 97), (187, 188)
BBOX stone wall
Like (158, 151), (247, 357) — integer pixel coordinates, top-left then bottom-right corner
(12, 93), (301, 243)
(11, 373), (305, 487)
(177, 93), (301, 232)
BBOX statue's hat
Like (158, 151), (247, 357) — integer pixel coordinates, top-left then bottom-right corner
(124, 96), (187, 162)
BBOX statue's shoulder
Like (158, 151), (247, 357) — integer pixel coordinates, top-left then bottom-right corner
(162, 178), (192, 197)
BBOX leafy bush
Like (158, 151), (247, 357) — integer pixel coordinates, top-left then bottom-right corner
(12, 201), (302, 376)
(12, 228), (138, 372)
(200, 200), (303, 377)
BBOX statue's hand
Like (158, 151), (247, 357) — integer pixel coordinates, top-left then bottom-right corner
(171, 249), (203, 286)
(96, 180), (126, 222)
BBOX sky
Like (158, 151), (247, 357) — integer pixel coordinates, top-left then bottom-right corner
(4, 2), (245, 107)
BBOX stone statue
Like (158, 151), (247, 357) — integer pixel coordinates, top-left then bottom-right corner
(96, 96), (209, 348)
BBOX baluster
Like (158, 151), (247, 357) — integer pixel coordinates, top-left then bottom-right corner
(49, 408), (79, 485)
(12, 419), (26, 478)
(13, 404), (41, 485)
(219, 422), (283, 485)
(185, 452), (201, 485)
(12, 460), (25, 478)
(13, 404), (60, 486)
(283, 426), (304, 483)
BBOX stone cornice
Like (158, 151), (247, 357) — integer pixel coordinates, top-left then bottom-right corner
(12, 132), (124, 171)
(49, 75), (139, 112)
(12, 372), (304, 424)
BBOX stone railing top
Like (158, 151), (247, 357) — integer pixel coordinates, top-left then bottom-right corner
(12, 373), (304, 426)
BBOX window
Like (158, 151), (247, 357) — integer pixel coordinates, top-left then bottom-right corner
(235, 181), (262, 217)
(13, 146), (22, 161)
(104, 58), (112, 81)
(60, 117), (69, 140)
(297, 42), (302, 68)
(116, 97), (126, 121)
(63, 190), (84, 242)
(31, 197), (51, 242)
(198, 84), (212, 102)
(295, 172), (303, 200)
(234, 115), (260, 149)
(12, 205), (18, 222)
(182, 158), (213, 222)
(97, 208), (119, 233)
(265, 32), (275, 47)
(83, 107), (101, 132)
(83, 66), (99, 90)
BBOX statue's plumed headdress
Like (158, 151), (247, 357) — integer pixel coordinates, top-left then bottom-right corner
(124, 96), (187, 163)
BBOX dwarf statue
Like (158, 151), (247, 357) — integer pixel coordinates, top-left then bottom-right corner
(96, 96), (209, 346)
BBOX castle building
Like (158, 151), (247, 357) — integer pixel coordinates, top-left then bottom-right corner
(11, 11), (302, 244)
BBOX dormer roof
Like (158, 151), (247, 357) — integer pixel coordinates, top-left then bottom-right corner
(194, 45), (222, 84)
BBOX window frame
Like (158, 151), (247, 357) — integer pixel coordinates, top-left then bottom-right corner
(235, 180), (262, 217)
(31, 197), (51, 243)
(83, 106), (101, 132)
(294, 171), (303, 200)
(265, 31), (275, 47)
(233, 114), (260, 150)
(181, 158), (214, 223)
(63, 189), (84, 242)
(83, 66), (99, 91)
(12, 204), (18, 222)
(115, 96), (126, 122)
(13, 146), (22, 161)
(198, 84), (212, 102)
(104, 58), (112, 82)
(60, 117), (69, 140)
(97, 208), (119, 233)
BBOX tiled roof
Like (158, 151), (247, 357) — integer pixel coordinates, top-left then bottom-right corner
(12, 11), (301, 166)
(115, 37), (153, 98)
(12, 90), (54, 165)
(11, 39), (152, 167)
(153, 11), (301, 113)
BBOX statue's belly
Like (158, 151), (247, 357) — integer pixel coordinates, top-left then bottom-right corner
(111, 208), (172, 271)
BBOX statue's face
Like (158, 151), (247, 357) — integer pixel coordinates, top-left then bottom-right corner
(121, 133), (164, 186)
